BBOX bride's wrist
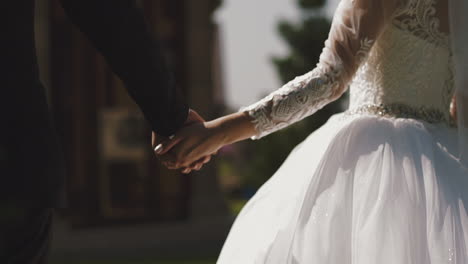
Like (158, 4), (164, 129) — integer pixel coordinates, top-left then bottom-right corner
(208, 112), (256, 146)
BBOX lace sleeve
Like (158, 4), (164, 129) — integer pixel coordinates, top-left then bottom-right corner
(241, 0), (403, 139)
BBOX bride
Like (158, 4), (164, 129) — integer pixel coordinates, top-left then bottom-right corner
(156, 0), (468, 262)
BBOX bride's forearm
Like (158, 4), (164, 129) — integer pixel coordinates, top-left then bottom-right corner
(207, 112), (257, 146)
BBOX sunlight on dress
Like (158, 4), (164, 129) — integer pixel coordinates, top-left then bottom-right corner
(218, 0), (468, 263)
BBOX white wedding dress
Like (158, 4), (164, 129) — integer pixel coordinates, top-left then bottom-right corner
(217, 0), (468, 263)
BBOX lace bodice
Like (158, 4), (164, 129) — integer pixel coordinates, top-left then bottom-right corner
(241, 0), (455, 139)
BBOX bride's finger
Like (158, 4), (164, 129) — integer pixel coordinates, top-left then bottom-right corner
(185, 155), (210, 171)
(158, 153), (179, 169)
(202, 155), (211, 164)
(186, 160), (203, 171)
(193, 163), (203, 171)
(186, 156), (211, 171)
(197, 155), (212, 166)
(163, 161), (177, 170)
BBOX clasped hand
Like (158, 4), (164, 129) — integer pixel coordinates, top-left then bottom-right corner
(153, 110), (226, 174)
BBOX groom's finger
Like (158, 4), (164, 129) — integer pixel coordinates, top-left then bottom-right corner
(151, 132), (167, 148)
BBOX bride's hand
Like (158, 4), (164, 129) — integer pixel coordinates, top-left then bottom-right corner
(155, 112), (257, 173)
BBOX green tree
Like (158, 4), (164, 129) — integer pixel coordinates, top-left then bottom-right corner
(240, 0), (346, 190)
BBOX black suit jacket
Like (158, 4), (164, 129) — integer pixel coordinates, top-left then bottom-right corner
(0, 0), (188, 207)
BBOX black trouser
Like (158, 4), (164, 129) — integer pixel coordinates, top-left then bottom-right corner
(0, 206), (53, 264)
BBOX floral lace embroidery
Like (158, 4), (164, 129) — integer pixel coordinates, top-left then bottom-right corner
(241, 67), (338, 140)
(242, 39), (374, 139)
(349, 24), (453, 115)
(349, 0), (454, 123)
(356, 38), (374, 64)
(393, 0), (449, 48)
(241, 0), (453, 140)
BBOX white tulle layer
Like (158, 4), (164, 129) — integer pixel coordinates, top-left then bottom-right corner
(217, 114), (468, 264)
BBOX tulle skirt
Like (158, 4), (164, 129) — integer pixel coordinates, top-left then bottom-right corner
(217, 113), (468, 264)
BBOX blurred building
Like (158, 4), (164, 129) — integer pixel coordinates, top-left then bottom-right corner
(35, 0), (231, 260)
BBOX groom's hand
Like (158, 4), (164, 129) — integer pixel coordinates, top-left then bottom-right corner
(152, 109), (204, 147)
(152, 109), (204, 148)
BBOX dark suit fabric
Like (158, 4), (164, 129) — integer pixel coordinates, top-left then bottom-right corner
(0, 0), (188, 207)
(0, 207), (53, 264)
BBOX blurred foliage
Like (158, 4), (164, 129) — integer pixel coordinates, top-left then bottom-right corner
(228, 199), (248, 215)
(273, 17), (330, 83)
(299, 0), (327, 9)
(211, 0), (223, 13)
(239, 0), (346, 190)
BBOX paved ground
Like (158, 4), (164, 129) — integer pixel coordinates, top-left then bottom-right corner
(51, 259), (215, 264)
(49, 215), (233, 263)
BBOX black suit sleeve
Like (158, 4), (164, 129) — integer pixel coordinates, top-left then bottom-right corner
(59, 0), (188, 137)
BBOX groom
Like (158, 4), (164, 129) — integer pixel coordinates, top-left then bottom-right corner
(0, 0), (206, 263)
